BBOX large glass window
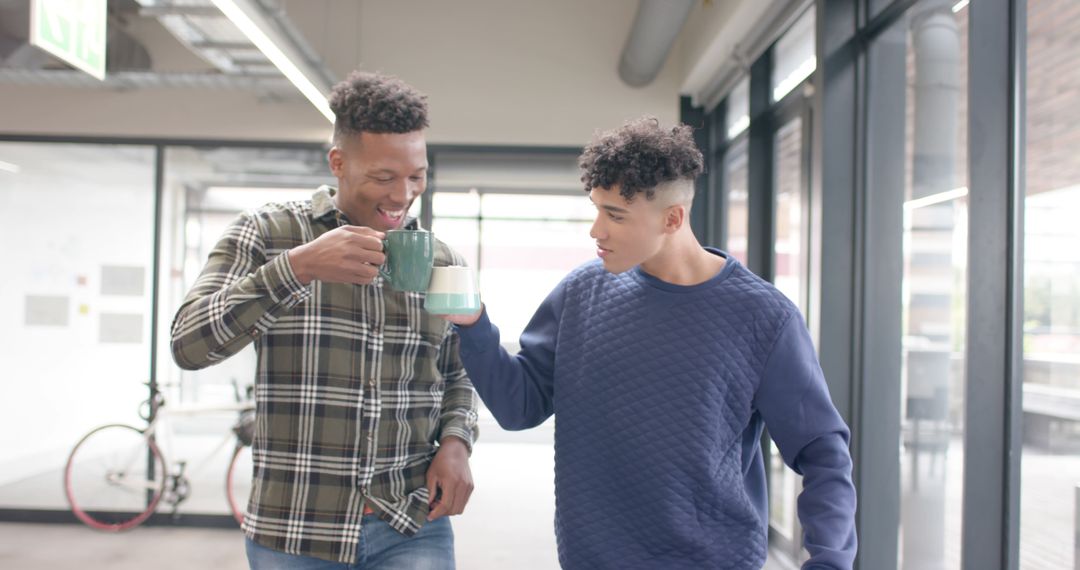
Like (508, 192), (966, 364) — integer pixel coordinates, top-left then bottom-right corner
(720, 77), (750, 263)
(1021, 0), (1080, 567)
(0, 142), (156, 511)
(773, 117), (809, 314)
(723, 139), (749, 265)
(896, 3), (969, 568)
(862, 3), (970, 567)
(764, 10), (818, 563)
(726, 76), (751, 140)
(772, 8), (817, 103)
(768, 113), (812, 562)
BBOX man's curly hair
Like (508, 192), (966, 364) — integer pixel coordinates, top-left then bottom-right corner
(579, 117), (704, 202)
(329, 71), (429, 143)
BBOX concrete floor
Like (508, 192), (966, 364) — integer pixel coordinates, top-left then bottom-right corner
(0, 415), (794, 569)
(0, 522), (794, 569)
(0, 439), (563, 570)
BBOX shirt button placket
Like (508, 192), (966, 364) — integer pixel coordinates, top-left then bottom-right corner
(367, 376), (377, 446)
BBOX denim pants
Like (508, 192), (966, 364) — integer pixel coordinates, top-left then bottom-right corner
(245, 514), (454, 570)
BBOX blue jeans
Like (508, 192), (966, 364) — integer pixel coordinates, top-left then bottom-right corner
(245, 514), (454, 570)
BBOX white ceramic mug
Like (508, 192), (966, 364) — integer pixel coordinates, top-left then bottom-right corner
(424, 266), (481, 314)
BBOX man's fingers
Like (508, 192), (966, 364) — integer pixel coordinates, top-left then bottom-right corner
(459, 481), (474, 514)
(426, 473), (437, 506)
(350, 265), (380, 284)
(347, 233), (385, 252)
(427, 483), (449, 518)
(339, 225), (385, 239)
(343, 248), (386, 266)
(447, 481), (468, 516)
(428, 502), (449, 521)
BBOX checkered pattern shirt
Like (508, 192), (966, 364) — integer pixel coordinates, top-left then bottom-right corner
(170, 186), (479, 563)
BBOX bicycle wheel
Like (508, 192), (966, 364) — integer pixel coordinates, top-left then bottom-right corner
(64, 424), (166, 531)
(226, 443), (253, 526)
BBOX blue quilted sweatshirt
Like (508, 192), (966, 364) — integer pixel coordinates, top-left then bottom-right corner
(455, 251), (857, 569)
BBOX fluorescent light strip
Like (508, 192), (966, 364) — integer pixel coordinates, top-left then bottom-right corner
(210, 0), (334, 123)
(904, 186), (969, 210)
(952, 0), (970, 13)
(0, 160), (20, 174)
(772, 56), (817, 102)
(727, 115), (750, 139)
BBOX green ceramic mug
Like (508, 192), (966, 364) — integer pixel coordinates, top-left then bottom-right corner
(379, 229), (435, 292)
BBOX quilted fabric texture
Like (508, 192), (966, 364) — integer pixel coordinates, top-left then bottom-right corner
(457, 252), (856, 569)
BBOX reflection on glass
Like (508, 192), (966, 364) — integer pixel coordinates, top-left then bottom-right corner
(1021, 0), (1080, 568)
(724, 139), (749, 265)
(726, 77), (751, 140)
(770, 116), (808, 557)
(774, 117), (807, 312)
(772, 8), (817, 102)
(898, 4), (968, 568)
(769, 439), (798, 541)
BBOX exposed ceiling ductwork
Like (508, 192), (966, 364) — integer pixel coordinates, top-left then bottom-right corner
(0, 0), (151, 72)
(618, 0), (696, 88)
(0, 68), (291, 90)
(0, 0), (335, 98)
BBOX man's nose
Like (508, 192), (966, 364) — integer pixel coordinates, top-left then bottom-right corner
(590, 216), (605, 240)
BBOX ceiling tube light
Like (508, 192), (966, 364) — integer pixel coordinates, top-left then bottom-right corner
(726, 115), (750, 140)
(210, 0), (334, 122)
(903, 187), (969, 210)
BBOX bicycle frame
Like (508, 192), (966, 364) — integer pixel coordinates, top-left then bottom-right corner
(65, 381), (257, 531)
(145, 397), (255, 487)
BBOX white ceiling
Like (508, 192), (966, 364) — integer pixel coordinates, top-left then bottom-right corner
(0, 0), (752, 145)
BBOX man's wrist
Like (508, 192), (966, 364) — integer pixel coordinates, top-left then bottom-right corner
(439, 435), (470, 454)
(458, 305), (485, 328)
(288, 246), (313, 285)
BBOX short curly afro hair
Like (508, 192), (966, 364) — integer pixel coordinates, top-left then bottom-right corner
(578, 116), (704, 202)
(329, 71), (429, 143)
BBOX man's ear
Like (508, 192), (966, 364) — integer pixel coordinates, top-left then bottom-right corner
(328, 146), (344, 178)
(663, 204), (686, 234)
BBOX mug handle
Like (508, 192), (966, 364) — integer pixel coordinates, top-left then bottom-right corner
(377, 239), (392, 285)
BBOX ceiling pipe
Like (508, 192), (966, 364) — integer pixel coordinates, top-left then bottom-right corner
(618, 0), (696, 88)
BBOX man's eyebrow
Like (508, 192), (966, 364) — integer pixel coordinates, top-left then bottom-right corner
(588, 196), (630, 213)
(367, 166), (427, 175)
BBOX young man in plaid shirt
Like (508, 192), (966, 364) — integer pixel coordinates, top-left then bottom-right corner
(171, 72), (478, 569)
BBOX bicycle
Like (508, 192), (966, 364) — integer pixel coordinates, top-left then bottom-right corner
(63, 380), (256, 531)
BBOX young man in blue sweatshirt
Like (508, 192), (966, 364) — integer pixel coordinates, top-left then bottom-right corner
(439, 117), (857, 569)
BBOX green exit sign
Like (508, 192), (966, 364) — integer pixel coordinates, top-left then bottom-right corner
(30, 0), (107, 80)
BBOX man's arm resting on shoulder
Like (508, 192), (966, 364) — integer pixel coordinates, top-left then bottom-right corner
(755, 314), (858, 570)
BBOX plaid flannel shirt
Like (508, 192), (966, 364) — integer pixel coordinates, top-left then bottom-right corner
(170, 186), (479, 563)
